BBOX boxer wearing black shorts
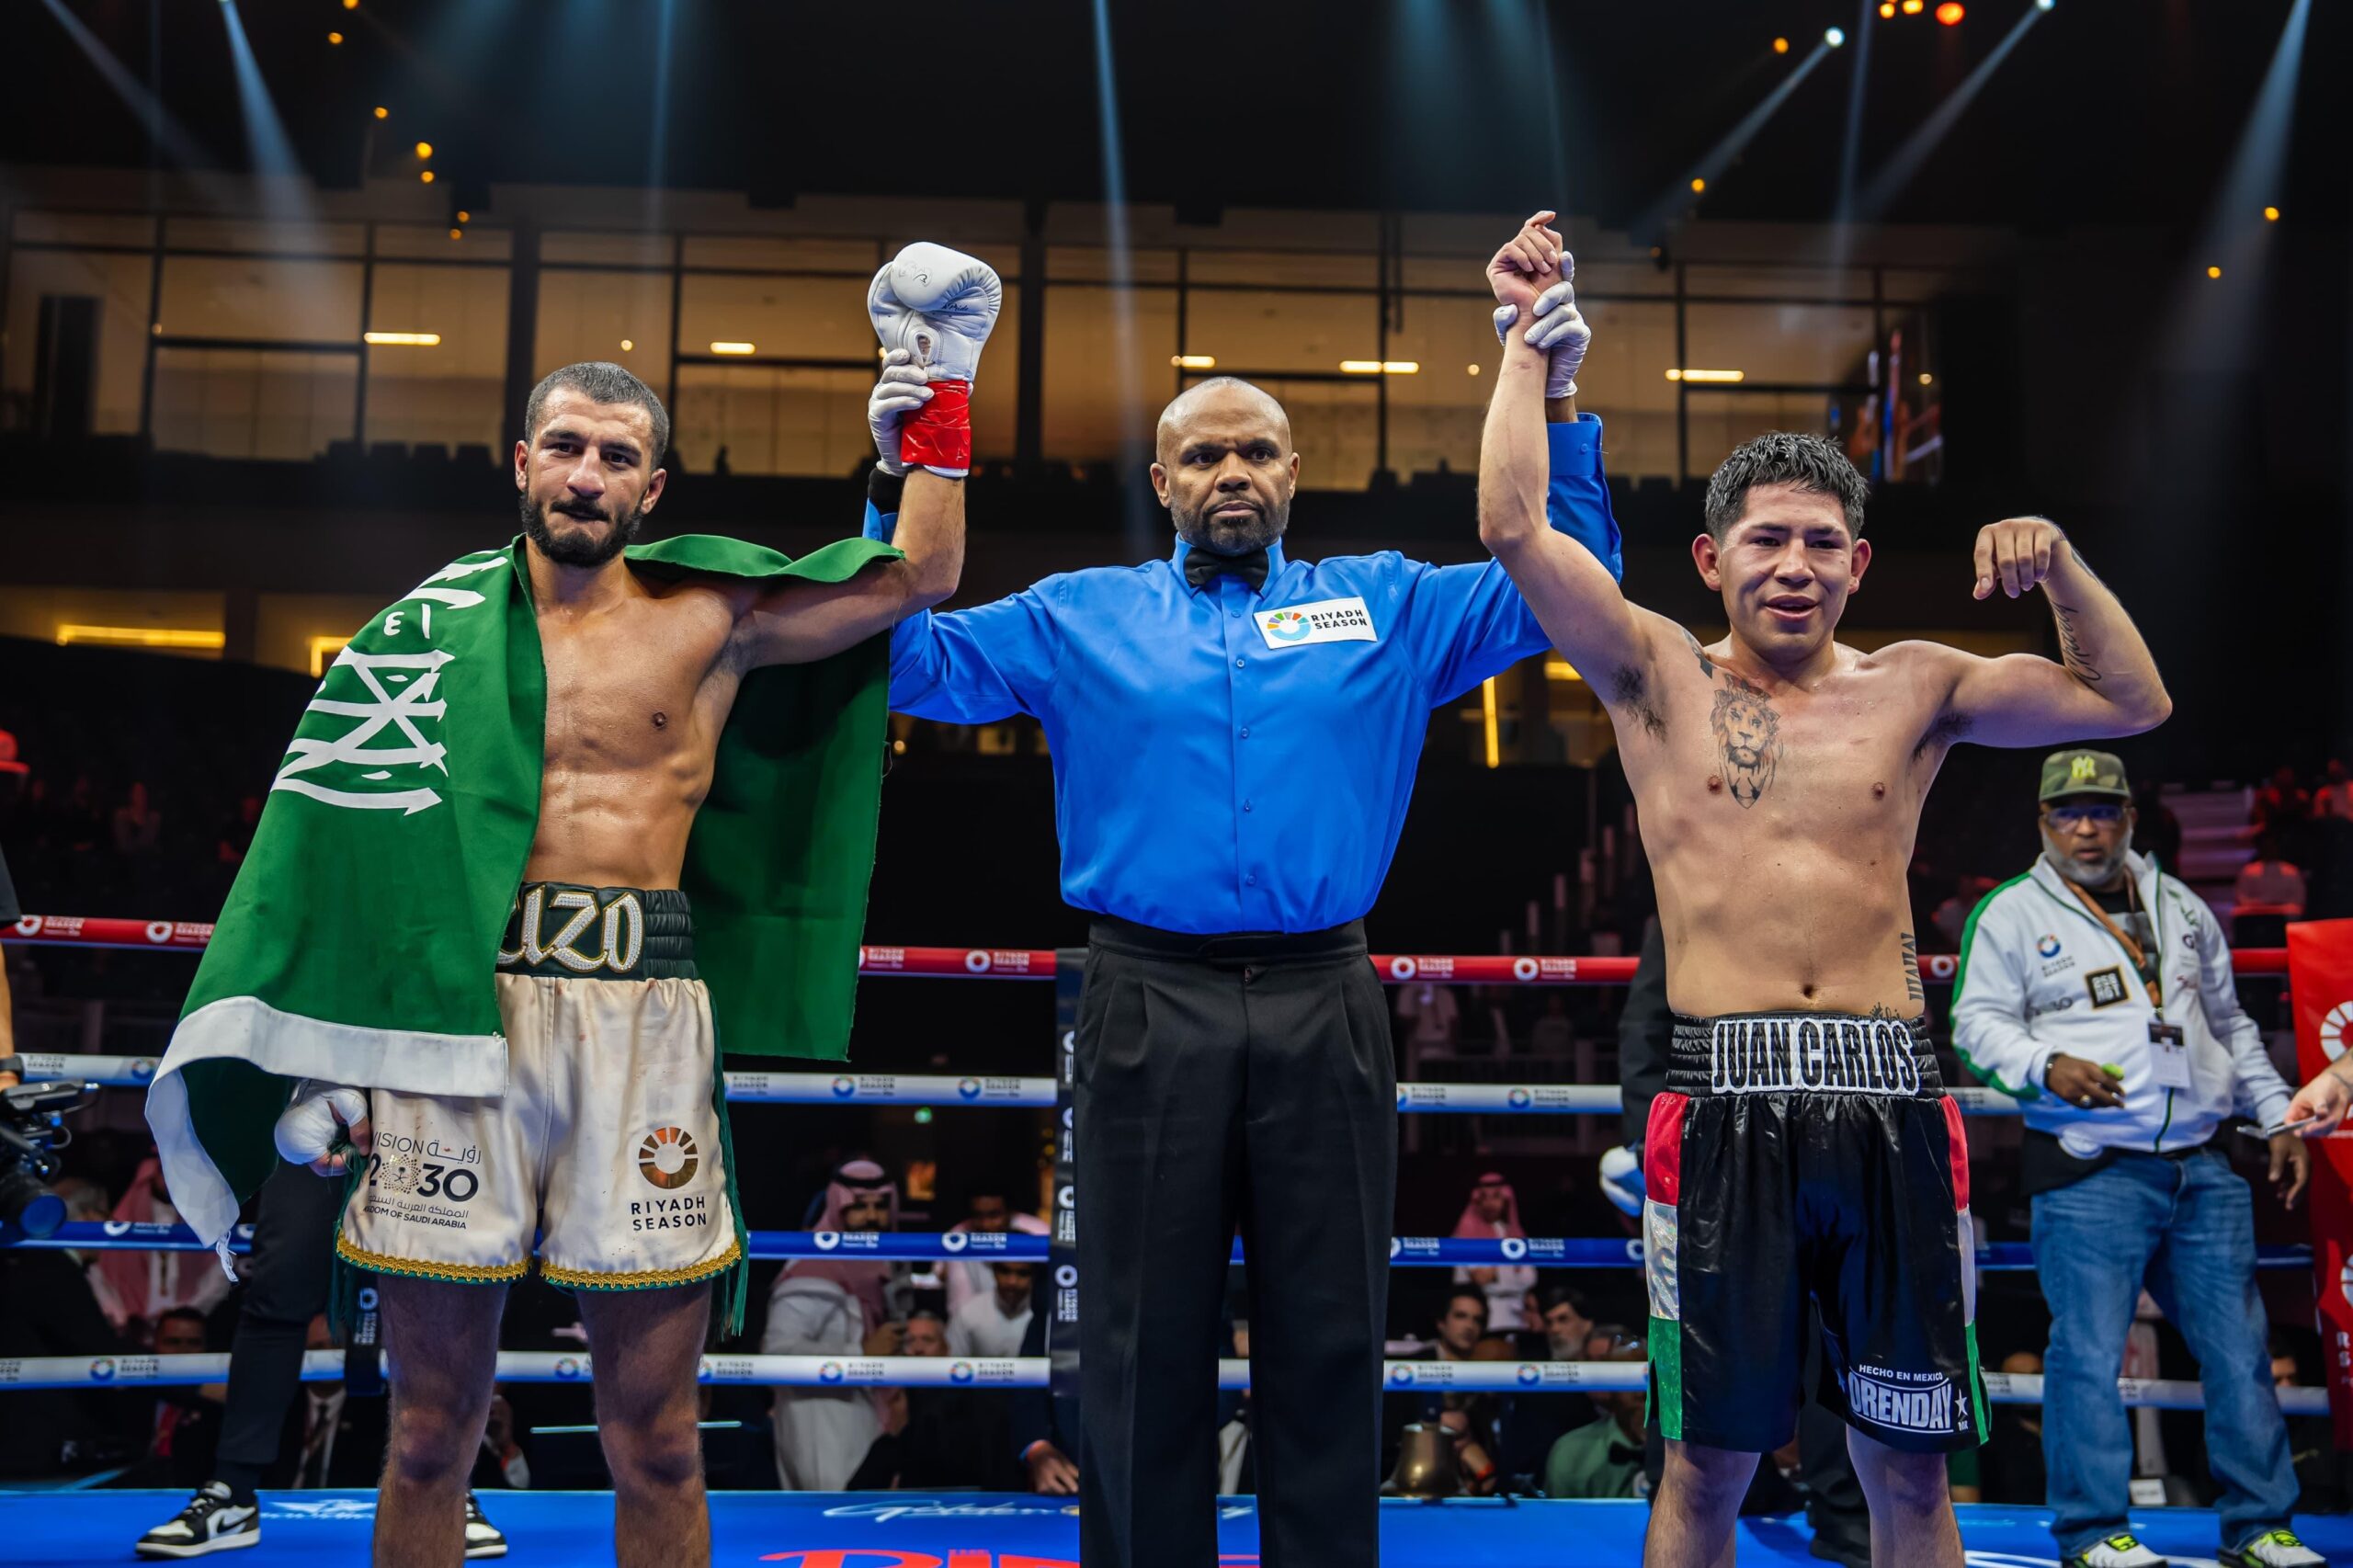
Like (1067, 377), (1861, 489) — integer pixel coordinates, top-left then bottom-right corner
(1644, 1013), (1983, 1457)
(1479, 234), (2170, 1565)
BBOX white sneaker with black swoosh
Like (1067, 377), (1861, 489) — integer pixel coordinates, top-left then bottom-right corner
(134, 1483), (260, 1558)
(462, 1492), (508, 1559)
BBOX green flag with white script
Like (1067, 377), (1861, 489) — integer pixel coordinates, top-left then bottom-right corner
(147, 532), (900, 1252)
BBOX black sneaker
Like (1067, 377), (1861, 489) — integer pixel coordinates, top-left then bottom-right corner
(462, 1492), (508, 1560)
(135, 1483), (260, 1558)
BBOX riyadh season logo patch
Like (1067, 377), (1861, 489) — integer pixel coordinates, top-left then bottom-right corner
(2322, 1000), (2353, 1063)
(637, 1127), (699, 1190)
(1262, 609), (1312, 642)
(2036, 934), (2063, 960)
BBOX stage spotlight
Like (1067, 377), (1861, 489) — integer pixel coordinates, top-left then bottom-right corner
(2207, 266), (2222, 279)
(1936, 2), (1964, 22)
(1774, 36), (1790, 53)
(1690, 177), (1706, 193)
(1901, 0), (1923, 15)
(420, 170), (435, 184)
(326, 30), (343, 44)
(415, 141), (434, 159)
(620, 339), (635, 352)
(449, 229), (461, 241)
(373, 106), (389, 119)
(1825, 27), (1846, 47)
(2263, 205), (2279, 221)
(2035, 0), (2053, 8)
(456, 210), (470, 223)
(1879, 2), (1895, 17)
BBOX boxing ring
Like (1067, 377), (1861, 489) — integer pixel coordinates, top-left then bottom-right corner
(4, 916), (2347, 1566)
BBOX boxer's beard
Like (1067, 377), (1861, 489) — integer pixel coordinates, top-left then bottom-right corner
(1174, 489), (1290, 557)
(522, 491), (646, 567)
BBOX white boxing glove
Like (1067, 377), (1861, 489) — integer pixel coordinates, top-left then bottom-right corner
(867, 348), (934, 478)
(274, 1079), (371, 1176)
(868, 243), (1003, 479)
(1598, 1141), (1645, 1217)
(1493, 269), (1590, 401)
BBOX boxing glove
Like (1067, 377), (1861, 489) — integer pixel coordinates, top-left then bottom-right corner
(867, 243), (1003, 478)
(275, 1079), (370, 1176)
(1493, 267), (1590, 401)
(867, 348), (934, 478)
(1598, 1141), (1645, 1217)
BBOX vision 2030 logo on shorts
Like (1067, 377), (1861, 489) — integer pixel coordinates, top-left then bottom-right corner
(637, 1127), (700, 1190)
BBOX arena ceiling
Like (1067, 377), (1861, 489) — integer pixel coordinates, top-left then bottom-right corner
(3, 0), (2343, 235)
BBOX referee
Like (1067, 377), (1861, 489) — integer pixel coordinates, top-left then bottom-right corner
(866, 218), (1617, 1568)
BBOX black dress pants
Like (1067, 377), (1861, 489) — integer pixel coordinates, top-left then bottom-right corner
(214, 1158), (341, 1492)
(1074, 915), (1396, 1568)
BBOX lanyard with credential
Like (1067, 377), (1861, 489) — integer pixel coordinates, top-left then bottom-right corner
(2064, 878), (2162, 1007)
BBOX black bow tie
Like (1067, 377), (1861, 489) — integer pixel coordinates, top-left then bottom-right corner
(1185, 545), (1268, 592)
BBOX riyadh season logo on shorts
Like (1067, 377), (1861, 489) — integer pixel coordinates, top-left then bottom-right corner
(636, 1127), (699, 1190)
(2036, 934), (2063, 959)
(1262, 609), (1311, 642)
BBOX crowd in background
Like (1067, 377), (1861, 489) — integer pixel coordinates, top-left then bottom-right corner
(2, 727), (2347, 1512)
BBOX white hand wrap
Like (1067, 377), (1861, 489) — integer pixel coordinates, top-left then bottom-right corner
(1492, 274), (1590, 400)
(866, 348), (933, 477)
(273, 1080), (368, 1167)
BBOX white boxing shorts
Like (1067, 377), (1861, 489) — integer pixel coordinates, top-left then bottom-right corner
(337, 882), (740, 1292)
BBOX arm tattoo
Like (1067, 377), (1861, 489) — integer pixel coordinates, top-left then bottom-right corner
(1681, 629), (1716, 678)
(1611, 665), (1666, 741)
(1707, 685), (1781, 808)
(1900, 933), (1924, 1006)
(2051, 600), (2102, 684)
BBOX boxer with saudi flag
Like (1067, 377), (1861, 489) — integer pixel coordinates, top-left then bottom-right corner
(142, 243), (997, 1568)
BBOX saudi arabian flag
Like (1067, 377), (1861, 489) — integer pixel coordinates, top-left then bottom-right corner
(148, 532), (901, 1252)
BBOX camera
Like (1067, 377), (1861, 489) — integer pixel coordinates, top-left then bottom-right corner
(1, 1076), (98, 1239)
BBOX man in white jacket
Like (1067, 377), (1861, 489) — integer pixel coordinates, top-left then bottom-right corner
(1952, 748), (2318, 1568)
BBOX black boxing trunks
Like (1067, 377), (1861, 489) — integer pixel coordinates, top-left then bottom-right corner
(1642, 1011), (1986, 1454)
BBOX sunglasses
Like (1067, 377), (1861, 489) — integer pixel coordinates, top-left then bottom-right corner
(2045, 803), (2124, 827)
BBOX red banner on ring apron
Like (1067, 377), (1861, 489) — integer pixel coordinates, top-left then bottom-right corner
(2288, 919), (2353, 1449)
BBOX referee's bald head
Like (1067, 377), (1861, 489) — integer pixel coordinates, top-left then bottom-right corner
(1155, 377), (1291, 468)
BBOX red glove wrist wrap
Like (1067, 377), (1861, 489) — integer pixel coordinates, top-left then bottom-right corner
(900, 381), (972, 472)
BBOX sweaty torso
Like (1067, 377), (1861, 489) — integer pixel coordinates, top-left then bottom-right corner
(522, 568), (751, 891)
(1605, 623), (1963, 1017)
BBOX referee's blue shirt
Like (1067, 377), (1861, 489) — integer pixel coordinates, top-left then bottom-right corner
(869, 417), (1620, 937)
